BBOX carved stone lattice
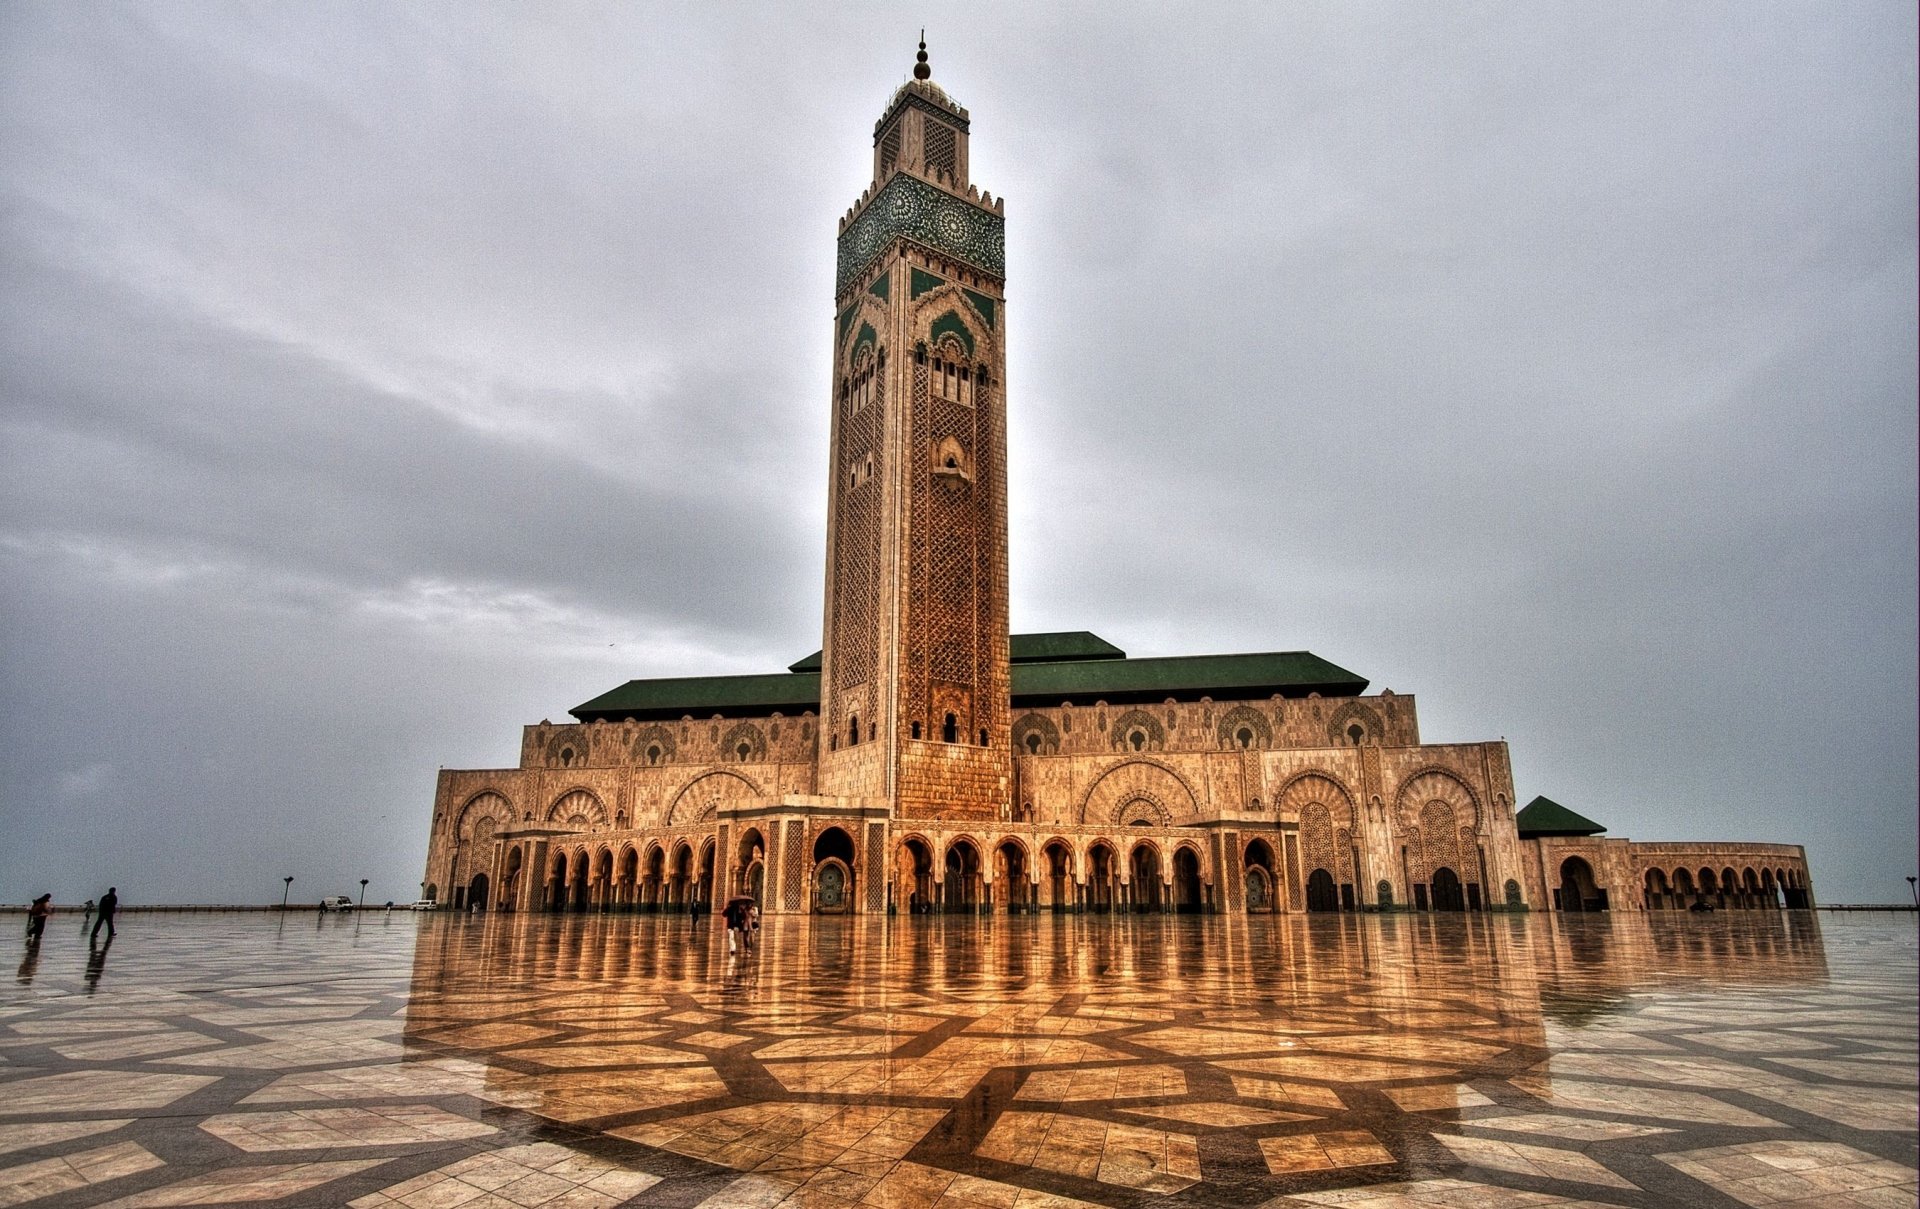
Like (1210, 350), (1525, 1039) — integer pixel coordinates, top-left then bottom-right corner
(1012, 712), (1060, 755)
(1224, 830), (1243, 906)
(865, 823), (886, 910)
(1301, 805), (1337, 880)
(781, 821), (805, 911)
(1109, 709), (1166, 752)
(1216, 704), (1272, 749)
(828, 359), (884, 739)
(1420, 801), (1460, 881)
(720, 721), (767, 763)
(630, 724), (676, 765)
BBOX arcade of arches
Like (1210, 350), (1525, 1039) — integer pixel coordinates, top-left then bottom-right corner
(429, 794), (1814, 917)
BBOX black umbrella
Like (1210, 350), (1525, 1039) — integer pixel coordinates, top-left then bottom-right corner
(724, 896), (757, 911)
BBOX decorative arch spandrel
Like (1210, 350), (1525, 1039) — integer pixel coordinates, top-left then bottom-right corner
(1076, 758), (1201, 826)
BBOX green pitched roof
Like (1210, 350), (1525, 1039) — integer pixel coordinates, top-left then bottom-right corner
(1515, 796), (1606, 838)
(1009, 631), (1125, 663)
(786, 631), (1125, 675)
(1011, 650), (1364, 707)
(573, 637), (1366, 722)
(572, 672), (822, 722)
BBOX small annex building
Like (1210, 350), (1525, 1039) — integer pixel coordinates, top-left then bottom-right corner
(421, 46), (1812, 918)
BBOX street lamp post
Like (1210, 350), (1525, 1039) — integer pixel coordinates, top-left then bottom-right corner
(359, 879), (369, 909)
(281, 876), (294, 909)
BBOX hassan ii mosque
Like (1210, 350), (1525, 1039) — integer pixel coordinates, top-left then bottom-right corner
(421, 45), (1813, 919)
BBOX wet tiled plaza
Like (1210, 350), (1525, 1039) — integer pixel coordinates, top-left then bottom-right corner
(1, 911), (1913, 1208)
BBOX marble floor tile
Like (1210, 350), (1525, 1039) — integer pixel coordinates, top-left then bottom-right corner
(0, 910), (1910, 1207)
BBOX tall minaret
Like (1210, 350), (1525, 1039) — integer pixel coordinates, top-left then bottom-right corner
(817, 40), (1010, 821)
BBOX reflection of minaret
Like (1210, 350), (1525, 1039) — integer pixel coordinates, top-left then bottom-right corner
(817, 40), (1011, 820)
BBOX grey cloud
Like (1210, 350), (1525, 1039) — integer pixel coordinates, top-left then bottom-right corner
(0, 2), (1911, 906)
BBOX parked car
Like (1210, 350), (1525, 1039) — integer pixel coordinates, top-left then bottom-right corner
(317, 895), (355, 912)
(408, 899), (439, 911)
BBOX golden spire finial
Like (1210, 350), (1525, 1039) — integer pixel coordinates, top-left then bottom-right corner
(914, 32), (931, 80)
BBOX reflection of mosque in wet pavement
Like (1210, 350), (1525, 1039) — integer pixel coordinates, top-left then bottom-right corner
(376, 912), (1909, 1207)
(0, 912), (1910, 1206)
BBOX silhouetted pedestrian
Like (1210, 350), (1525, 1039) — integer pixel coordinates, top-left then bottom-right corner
(689, 896), (705, 937)
(90, 887), (117, 944)
(25, 894), (52, 944)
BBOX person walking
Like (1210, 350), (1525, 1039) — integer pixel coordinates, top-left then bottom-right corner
(90, 887), (117, 944)
(25, 894), (52, 944)
(723, 897), (746, 954)
(688, 894), (705, 937)
(745, 903), (759, 954)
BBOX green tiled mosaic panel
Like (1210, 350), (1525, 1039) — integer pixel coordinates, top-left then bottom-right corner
(837, 173), (1005, 295)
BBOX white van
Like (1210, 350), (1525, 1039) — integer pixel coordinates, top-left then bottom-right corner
(317, 895), (355, 912)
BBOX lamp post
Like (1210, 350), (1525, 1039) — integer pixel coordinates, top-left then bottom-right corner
(281, 876), (294, 909)
(359, 879), (369, 909)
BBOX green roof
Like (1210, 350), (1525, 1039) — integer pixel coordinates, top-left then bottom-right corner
(1515, 796), (1606, 838)
(1009, 631), (1126, 663)
(573, 642), (1365, 722)
(787, 631), (1126, 675)
(573, 672), (822, 722)
(1011, 650), (1364, 706)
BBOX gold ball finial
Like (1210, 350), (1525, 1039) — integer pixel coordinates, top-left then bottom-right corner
(914, 32), (931, 80)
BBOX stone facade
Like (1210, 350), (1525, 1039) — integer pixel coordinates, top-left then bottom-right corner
(422, 49), (1812, 919)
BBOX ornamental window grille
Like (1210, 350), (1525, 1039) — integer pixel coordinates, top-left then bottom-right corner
(879, 124), (901, 176)
(924, 121), (956, 178)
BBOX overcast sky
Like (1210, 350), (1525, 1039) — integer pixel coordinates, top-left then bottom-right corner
(2, 3), (1913, 907)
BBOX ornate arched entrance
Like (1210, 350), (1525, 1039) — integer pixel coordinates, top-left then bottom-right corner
(1172, 847), (1204, 913)
(813, 827), (856, 913)
(1431, 866), (1466, 912)
(1557, 857), (1603, 912)
(1306, 868), (1339, 913)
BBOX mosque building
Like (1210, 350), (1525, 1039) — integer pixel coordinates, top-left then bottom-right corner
(421, 45), (1813, 917)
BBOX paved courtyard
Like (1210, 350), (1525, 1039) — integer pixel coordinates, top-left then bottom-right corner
(0, 911), (1912, 1208)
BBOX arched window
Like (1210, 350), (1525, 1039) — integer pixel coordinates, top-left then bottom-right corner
(911, 721), (922, 740)
(1347, 723), (1365, 745)
(559, 747), (575, 768)
(979, 729), (989, 746)
(848, 714), (860, 747)
(942, 713), (958, 743)
(1025, 733), (1041, 754)
(1236, 727), (1254, 749)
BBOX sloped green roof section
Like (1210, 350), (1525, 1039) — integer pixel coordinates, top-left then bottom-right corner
(1011, 632), (1125, 663)
(573, 672), (821, 722)
(1516, 796), (1606, 837)
(1011, 650), (1365, 707)
(786, 631), (1127, 676)
(576, 640), (1365, 722)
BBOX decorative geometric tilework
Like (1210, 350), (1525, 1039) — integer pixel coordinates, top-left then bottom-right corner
(781, 820), (805, 911)
(837, 173), (1005, 295)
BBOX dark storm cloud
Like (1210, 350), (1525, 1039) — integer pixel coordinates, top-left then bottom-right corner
(1, 3), (1911, 905)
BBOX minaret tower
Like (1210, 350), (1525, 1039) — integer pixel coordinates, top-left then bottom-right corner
(817, 40), (1011, 820)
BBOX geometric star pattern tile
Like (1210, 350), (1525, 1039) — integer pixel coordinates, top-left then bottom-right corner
(0, 910), (1913, 1207)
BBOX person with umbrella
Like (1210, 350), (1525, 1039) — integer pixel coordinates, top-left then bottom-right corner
(723, 896), (754, 954)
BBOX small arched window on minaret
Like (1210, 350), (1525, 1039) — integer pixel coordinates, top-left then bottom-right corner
(847, 348), (878, 414)
(942, 713), (958, 744)
(931, 349), (971, 405)
(848, 714), (860, 747)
